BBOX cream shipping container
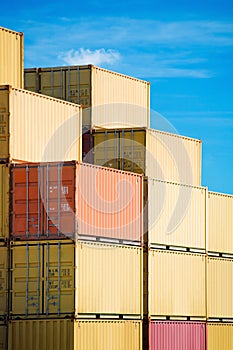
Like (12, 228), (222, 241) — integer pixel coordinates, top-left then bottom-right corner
(24, 65), (150, 129)
(92, 127), (202, 186)
(10, 241), (143, 317)
(0, 85), (82, 163)
(0, 26), (24, 88)
(8, 319), (142, 350)
(147, 178), (206, 250)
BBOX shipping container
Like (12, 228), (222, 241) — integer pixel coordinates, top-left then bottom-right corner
(8, 319), (142, 350)
(0, 164), (9, 239)
(24, 65), (150, 129)
(0, 322), (7, 350)
(11, 161), (143, 243)
(10, 241), (142, 317)
(149, 321), (206, 350)
(0, 26), (24, 88)
(148, 178), (206, 250)
(148, 249), (206, 318)
(92, 127), (202, 186)
(207, 323), (233, 350)
(208, 191), (233, 254)
(0, 243), (8, 317)
(207, 257), (233, 319)
(0, 85), (82, 163)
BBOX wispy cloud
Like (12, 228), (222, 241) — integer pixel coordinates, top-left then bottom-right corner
(59, 48), (120, 66)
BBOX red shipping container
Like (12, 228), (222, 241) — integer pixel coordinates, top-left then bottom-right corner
(149, 321), (206, 350)
(11, 161), (143, 243)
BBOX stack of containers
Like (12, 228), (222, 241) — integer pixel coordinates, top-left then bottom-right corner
(8, 161), (144, 350)
(207, 191), (233, 350)
(0, 26), (24, 350)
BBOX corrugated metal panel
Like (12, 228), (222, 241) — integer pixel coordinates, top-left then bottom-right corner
(0, 244), (8, 316)
(0, 85), (82, 162)
(208, 191), (233, 254)
(148, 178), (206, 250)
(0, 322), (7, 350)
(0, 26), (24, 88)
(77, 242), (143, 316)
(11, 240), (75, 317)
(91, 66), (150, 128)
(207, 323), (233, 350)
(149, 249), (206, 317)
(24, 65), (150, 129)
(74, 320), (142, 350)
(0, 164), (9, 239)
(207, 257), (233, 318)
(150, 321), (206, 350)
(8, 319), (74, 350)
(11, 161), (143, 243)
(146, 129), (202, 186)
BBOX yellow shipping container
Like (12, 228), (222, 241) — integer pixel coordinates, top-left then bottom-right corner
(24, 65), (150, 129)
(148, 249), (206, 318)
(0, 164), (9, 239)
(0, 26), (24, 88)
(10, 241), (142, 317)
(207, 323), (233, 350)
(207, 257), (233, 319)
(0, 85), (82, 162)
(208, 191), (233, 254)
(0, 322), (7, 350)
(148, 178), (206, 250)
(8, 319), (142, 350)
(0, 243), (8, 317)
(93, 128), (202, 186)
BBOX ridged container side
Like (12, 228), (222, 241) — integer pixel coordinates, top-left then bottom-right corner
(208, 191), (233, 254)
(0, 164), (9, 239)
(0, 26), (24, 88)
(0, 85), (82, 162)
(24, 65), (150, 129)
(92, 127), (202, 186)
(8, 319), (142, 350)
(11, 161), (143, 243)
(148, 249), (206, 317)
(0, 243), (8, 317)
(10, 240), (142, 317)
(148, 178), (206, 250)
(207, 323), (233, 350)
(0, 322), (7, 350)
(149, 321), (206, 350)
(207, 257), (233, 318)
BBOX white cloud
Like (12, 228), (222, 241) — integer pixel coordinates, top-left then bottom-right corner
(59, 48), (120, 66)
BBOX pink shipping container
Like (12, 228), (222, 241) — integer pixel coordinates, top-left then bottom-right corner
(11, 161), (143, 243)
(149, 321), (206, 350)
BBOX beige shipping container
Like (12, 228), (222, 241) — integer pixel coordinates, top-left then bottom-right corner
(0, 322), (7, 350)
(207, 257), (233, 319)
(0, 164), (9, 239)
(208, 191), (233, 254)
(93, 128), (202, 186)
(0, 85), (82, 162)
(8, 319), (142, 350)
(10, 241), (142, 317)
(148, 249), (206, 318)
(0, 26), (24, 88)
(207, 323), (233, 350)
(0, 243), (8, 317)
(24, 65), (150, 129)
(148, 178), (206, 250)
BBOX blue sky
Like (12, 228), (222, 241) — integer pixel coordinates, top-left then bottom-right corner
(1, 0), (233, 193)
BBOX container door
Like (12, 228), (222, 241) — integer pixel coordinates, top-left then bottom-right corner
(93, 130), (120, 169)
(0, 88), (10, 161)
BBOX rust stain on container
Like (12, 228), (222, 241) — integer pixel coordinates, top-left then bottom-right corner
(11, 161), (143, 243)
(150, 321), (206, 350)
(0, 26), (24, 88)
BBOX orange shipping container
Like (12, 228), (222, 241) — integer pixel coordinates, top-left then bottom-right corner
(11, 161), (144, 243)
